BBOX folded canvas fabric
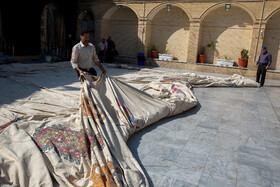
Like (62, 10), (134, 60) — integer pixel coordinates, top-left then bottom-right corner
(0, 125), (53, 187)
(0, 64), (258, 186)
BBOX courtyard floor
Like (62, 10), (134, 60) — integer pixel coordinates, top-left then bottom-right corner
(126, 67), (280, 187)
(1, 61), (280, 187)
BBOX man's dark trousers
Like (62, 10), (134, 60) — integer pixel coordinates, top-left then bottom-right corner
(76, 67), (97, 78)
(256, 64), (267, 86)
(99, 50), (105, 63)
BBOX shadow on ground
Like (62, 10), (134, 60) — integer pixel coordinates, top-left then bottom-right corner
(127, 103), (201, 186)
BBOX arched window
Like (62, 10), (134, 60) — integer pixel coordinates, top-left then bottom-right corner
(82, 13), (95, 32)
(41, 4), (65, 57)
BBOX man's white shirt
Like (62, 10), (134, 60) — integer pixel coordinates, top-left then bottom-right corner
(70, 41), (99, 69)
(98, 42), (106, 51)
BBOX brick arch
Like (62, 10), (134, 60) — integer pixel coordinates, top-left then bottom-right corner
(77, 11), (94, 21)
(265, 7), (280, 20)
(102, 5), (139, 57)
(76, 10), (95, 43)
(0, 9), (2, 36)
(146, 4), (190, 61)
(198, 3), (254, 64)
(200, 3), (256, 23)
(40, 3), (64, 56)
(102, 5), (140, 20)
(147, 3), (191, 21)
(263, 8), (280, 70)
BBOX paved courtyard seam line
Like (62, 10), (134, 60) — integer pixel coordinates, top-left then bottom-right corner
(264, 87), (280, 123)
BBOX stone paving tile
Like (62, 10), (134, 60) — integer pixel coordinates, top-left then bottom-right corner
(197, 121), (220, 131)
(156, 175), (197, 187)
(269, 161), (280, 185)
(182, 127), (216, 156)
(166, 150), (208, 185)
(205, 147), (239, 183)
(239, 131), (266, 151)
(147, 172), (165, 186)
(201, 170), (237, 185)
(198, 175), (236, 187)
(204, 156), (238, 182)
(214, 131), (240, 151)
(238, 151), (270, 171)
(236, 180), (264, 187)
(237, 164), (273, 187)
(142, 144), (181, 167)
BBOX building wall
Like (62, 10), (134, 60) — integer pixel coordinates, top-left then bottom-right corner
(0, 10), (2, 37)
(263, 10), (280, 70)
(200, 6), (253, 64)
(77, 1), (280, 78)
(109, 7), (138, 57)
(149, 7), (190, 61)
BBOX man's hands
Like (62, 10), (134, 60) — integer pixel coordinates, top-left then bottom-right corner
(96, 61), (107, 75)
(75, 67), (83, 75)
(102, 69), (107, 74)
(256, 64), (269, 70)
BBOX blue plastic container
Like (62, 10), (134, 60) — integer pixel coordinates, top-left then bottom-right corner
(137, 53), (145, 66)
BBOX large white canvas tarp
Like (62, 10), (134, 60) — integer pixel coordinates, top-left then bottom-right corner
(0, 62), (258, 186)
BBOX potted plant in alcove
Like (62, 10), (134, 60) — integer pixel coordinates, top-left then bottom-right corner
(238, 49), (249, 68)
(151, 45), (159, 58)
(198, 42), (215, 63)
(198, 46), (206, 63)
(207, 41), (215, 51)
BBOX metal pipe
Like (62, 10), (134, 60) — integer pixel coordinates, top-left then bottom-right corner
(254, 0), (265, 62)
(141, 2), (146, 53)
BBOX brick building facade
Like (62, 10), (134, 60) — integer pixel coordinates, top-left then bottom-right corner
(76, 0), (280, 79)
(0, 0), (279, 78)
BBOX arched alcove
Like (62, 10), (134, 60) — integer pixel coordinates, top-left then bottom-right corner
(263, 10), (280, 70)
(77, 11), (95, 44)
(40, 4), (65, 56)
(147, 5), (190, 61)
(102, 6), (138, 57)
(200, 6), (253, 64)
(0, 9), (2, 37)
(0, 9), (3, 54)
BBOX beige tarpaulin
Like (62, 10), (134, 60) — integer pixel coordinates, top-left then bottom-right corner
(0, 63), (258, 186)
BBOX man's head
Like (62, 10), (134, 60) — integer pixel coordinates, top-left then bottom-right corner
(108, 36), (112, 41)
(102, 38), (105, 43)
(262, 46), (267, 53)
(80, 30), (90, 46)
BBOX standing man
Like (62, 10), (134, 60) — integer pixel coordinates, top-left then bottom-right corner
(256, 46), (272, 87)
(98, 38), (106, 63)
(71, 30), (107, 78)
(106, 36), (116, 63)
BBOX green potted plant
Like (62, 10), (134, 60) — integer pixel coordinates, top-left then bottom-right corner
(238, 49), (249, 67)
(207, 41), (215, 50)
(151, 45), (158, 58)
(198, 42), (215, 63)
